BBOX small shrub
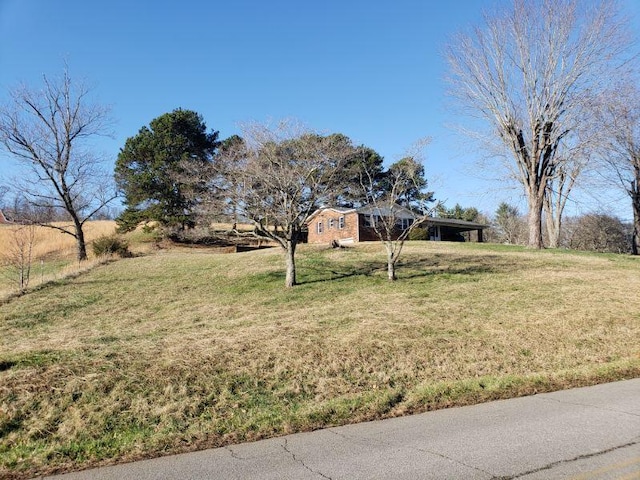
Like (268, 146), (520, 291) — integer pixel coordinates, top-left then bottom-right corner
(408, 227), (429, 241)
(92, 235), (131, 258)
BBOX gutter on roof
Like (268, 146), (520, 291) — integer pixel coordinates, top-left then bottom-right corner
(425, 217), (488, 229)
(307, 207), (358, 223)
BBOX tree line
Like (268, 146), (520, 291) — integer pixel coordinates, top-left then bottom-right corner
(113, 113), (433, 285)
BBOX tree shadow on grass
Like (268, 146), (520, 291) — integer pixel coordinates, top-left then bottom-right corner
(298, 260), (386, 285)
(297, 252), (529, 286)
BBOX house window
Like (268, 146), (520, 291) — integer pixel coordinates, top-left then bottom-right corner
(338, 216), (345, 229)
(329, 218), (335, 229)
(317, 221), (323, 234)
(398, 218), (414, 230)
(364, 215), (381, 228)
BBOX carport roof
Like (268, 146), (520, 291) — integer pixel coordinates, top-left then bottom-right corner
(425, 217), (488, 231)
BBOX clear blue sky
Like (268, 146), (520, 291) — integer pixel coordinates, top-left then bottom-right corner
(1, 0), (638, 219)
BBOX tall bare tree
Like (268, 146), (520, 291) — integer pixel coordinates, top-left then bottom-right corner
(218, 121), (355, 288)
(446, 0), (633, 248)
(598, 83), (640, 255)
(543, 146), (588, 248)
(0, 68), (115, 261)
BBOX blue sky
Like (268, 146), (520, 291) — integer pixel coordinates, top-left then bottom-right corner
(0, 0), (638, 219)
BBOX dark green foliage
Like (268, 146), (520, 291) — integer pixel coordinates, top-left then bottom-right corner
(495, 202), (525, 245)
(92, 235), (131, 258)
(330, 139), (384, 207)
(220, 134), (244, 152)
(436, 203), (480, 222)
(114, 109), (220, 231)
(383, 157), (434, 207)
(115, 207), (146, 234)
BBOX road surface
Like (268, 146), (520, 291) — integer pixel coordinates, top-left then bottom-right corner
(43, 379), (640, 479)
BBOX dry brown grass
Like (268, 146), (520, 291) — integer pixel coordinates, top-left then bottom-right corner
(210, 222), (254, 232)
(0, 221), (116, 299)
(1, 242), (639, 478)
(0, 221), (116, 260)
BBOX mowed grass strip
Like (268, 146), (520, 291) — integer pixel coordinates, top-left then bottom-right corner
(1, 242), (639, 478)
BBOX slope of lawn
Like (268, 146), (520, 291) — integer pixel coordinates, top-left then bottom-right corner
(1, 242), (639, 478)
(0, 221), (118, 300)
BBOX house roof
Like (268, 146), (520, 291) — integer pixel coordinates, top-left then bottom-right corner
(306, 204), (419, 223)
(307, 206), (357, 222)
(307, 205), (488, 231)
(355, 204), (417, 218)
(426, 217), (488, 230)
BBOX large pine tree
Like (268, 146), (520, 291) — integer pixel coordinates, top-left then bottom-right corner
(115, 109), (219, 231)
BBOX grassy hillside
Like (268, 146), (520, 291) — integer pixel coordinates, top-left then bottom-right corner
(1, 242), (639, 478)
(0, 221), (117, 299)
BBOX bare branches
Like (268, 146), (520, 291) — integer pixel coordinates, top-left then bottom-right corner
(595, 81), (640, 254)
(446, 0), (634, 248)
(0, 68), (115, 260)
(359, 149), (434, 281)
(218, 120), (356, 287)
(1, 225), (37, 293)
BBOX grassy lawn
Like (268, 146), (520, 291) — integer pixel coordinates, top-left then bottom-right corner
(1, 241), (639, 478)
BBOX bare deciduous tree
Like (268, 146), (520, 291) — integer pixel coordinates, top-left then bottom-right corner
(1, 224), (37, 293)
(359, 144), (434, 281)
(543, 146), (589, 248)
(597, 83), (640, 255)
(218, 121), (355, 288)
(568, 213), (629, 253)
(0, 68), (115, 261)
(446, 0), (633, 248)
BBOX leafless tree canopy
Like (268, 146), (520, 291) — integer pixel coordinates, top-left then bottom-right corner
(1, 224), (37, 292)
(596, 82), (640, 254)
(446, 0), (633, 248)
(568, 213), (629, 254)
(359, 147), (434, 281)
(494, 202), (526, 245)
(218, 121), (356, 287)
(0, 68), (115, 261)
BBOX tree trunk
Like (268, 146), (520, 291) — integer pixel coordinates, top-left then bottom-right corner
(544, 209), (561, 249)
(544, 193), (558, 248)
(385, 242), (397, 281)
(285, 240), (297, 287)
(632, 181), (640, 256)
(74, 219), (88, 262)
(527, 194), (544, 249)
(632, 209), (639, 256)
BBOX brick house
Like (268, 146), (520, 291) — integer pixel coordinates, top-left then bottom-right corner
(306, 205), (487, 245)
(306, 207), (361, 245)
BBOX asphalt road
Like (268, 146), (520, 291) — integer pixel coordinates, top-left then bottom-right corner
(42, 379), (640, 480)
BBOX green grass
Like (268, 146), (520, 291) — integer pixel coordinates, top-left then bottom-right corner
(0, 259), (68, 292)
(1, 242), (639, 479)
